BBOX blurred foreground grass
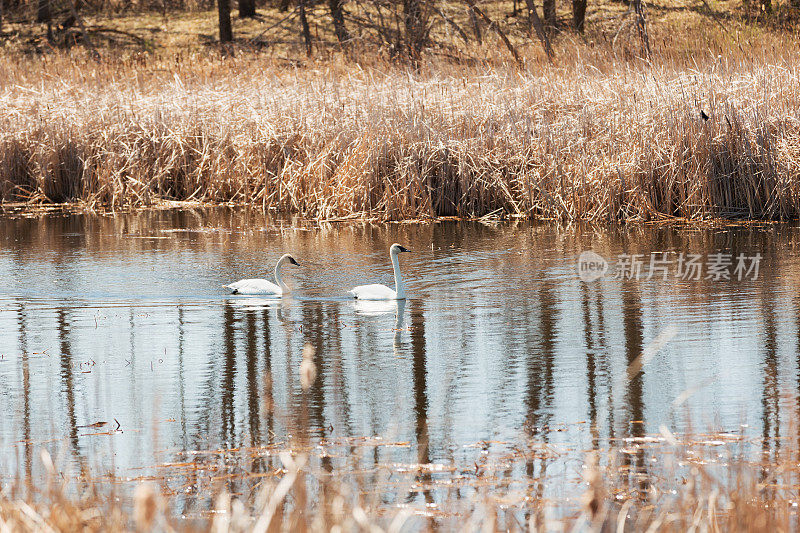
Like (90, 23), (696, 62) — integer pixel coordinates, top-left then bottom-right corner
(1, 423), (797, 531)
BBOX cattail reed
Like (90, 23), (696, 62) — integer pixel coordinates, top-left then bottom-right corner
(2, 34), (800, 221)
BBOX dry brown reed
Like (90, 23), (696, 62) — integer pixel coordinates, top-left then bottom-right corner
(1, 427), (798, 532)
(2, 27), (800, 221)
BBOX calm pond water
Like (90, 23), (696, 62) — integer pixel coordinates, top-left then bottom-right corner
(1, 209), (799, 511)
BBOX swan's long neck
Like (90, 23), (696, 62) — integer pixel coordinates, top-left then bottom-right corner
(274, 258), (289, 293)
(391, 251), (406, 299)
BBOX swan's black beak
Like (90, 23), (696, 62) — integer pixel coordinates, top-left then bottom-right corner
(399, 246), (411, 253)
(289, 256), (300, 266)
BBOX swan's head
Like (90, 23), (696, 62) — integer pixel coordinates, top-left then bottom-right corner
(280, 254), (300, 266)
(390, 243), (411, 255)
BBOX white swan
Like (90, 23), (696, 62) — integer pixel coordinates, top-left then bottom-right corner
(349, 243), (410, 300)
(224, 254), (299, 295)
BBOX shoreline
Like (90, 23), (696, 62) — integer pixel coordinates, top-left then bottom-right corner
(0, 201), (790, 228)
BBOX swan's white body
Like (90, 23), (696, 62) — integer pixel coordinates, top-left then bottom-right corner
(349, 244), (410, 300)
(224, 254), (299, 296)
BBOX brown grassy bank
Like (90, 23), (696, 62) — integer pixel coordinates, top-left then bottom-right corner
(3, 26), (800, 221)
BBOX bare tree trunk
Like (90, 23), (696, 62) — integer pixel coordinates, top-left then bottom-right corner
(542, 0), (556, 31)
(524, 0), (555, 60)
(298, 0), (312, 55)
(218, 0), (233, 42)
(464, 0), (522, 65)
(632, 0), (650, 57)
(67, 0), (99, 58)
(404, 0), (425, 57)
(37, 0), (51, 22)
(239, 0), (256, 17)
(468, 5), (482, 44)
(572, 0), (586, 31)
(328, 0), (349, 42)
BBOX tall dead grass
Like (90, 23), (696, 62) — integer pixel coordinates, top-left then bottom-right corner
(1, 429), (798, 531)
(3, 32), (800, 221)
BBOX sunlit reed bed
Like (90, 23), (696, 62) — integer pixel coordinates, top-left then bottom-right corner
(2, 36), (800, 221)
(1, 427), (798, 532)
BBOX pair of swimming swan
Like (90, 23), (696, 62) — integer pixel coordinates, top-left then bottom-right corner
(224, 243), (411, 300)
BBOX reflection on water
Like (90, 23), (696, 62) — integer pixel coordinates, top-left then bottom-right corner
(1, 210), (800, 508)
